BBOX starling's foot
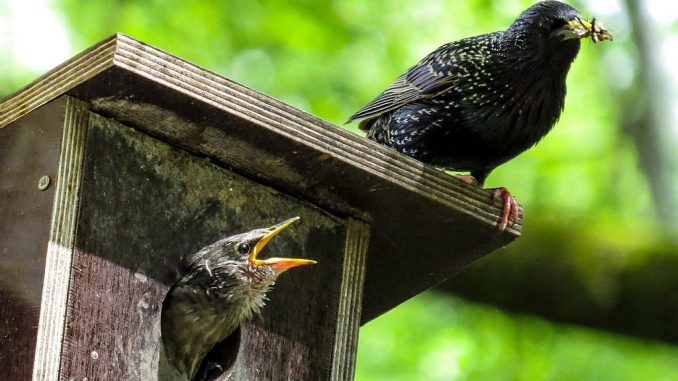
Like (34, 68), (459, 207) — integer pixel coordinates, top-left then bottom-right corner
(454, 174), (479, 187)
(486, 187), (519, 232)
(453, 176), (518, 231)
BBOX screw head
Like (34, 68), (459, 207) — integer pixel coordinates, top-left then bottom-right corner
(38, 175), (51, 191)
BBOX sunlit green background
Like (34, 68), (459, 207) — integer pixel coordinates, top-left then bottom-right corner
(2, 0), (678, 379)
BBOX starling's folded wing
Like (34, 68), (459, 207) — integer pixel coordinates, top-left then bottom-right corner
(347, 43), (460, 128)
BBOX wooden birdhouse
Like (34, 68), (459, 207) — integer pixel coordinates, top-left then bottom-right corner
(0, 34), (521, 380)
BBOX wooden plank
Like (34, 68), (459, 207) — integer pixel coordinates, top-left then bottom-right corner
(0, 98), (68, 380)
(33, 97), (90, 380)
(0, 39), (116, 128)
(0, 34), (522, 324)
(330, 218), (369, 381)
(61, 109), (349, 380)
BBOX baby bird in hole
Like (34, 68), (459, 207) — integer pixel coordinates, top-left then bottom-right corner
(161, 217), (316, 380)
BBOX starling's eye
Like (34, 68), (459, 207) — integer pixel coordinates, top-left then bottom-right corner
(550, 19), (567, 31)
(237, 243), (251, 255)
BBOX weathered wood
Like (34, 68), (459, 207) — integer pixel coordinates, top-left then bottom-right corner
(53, 110), (358, 380)
(0, 98), (68, 380)
(331, 218), (369, 381)
(0, 34), (522, 325)
(32, 97), (90, 380)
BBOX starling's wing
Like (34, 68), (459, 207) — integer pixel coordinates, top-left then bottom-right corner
(347, 43), (460, 127)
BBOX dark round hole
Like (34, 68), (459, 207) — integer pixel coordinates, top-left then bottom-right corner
(195, 326), (241, 380)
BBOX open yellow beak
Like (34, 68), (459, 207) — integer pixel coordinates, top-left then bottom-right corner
(559, 17), (613, 43)
(249, 217), (317, 274)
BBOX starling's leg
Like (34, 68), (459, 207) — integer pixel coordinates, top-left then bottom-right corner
(469, 169), (517, 231)
(453, 174), (479, 186)
(456, 170), (518, 231)
(486, 187), (519, 232)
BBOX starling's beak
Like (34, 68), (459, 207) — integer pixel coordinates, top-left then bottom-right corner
(557, 17), (613, 43)
(249, 216), (317, 274)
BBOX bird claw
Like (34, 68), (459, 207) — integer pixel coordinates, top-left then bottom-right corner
(453, 176), (518, 231)
(487, 187), (519, 232)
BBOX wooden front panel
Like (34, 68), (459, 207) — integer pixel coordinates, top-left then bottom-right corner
(0, 98), (67, 379)
(61, 112), (351, 380)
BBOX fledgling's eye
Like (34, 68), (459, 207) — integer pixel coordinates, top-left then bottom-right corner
(237, 243), (251, 255)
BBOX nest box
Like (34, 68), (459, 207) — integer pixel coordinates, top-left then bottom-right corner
(0, 34), (520, 380)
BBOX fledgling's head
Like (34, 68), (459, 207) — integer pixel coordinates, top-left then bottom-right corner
(162, 217), (317, 380)
(180, 216), (316, 302)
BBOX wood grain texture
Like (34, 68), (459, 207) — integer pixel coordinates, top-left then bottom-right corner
(0, 34), (522, 324)
(0, 39), (116, 128)
(32, 97), (90, 380)
(331, 218), (369, 381)
(0, 98), (68, 380)
(61, 111), (349, 380)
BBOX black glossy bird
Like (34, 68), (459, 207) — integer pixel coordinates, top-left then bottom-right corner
(161, 217), (316, 380)
(348, 1), (612, 231)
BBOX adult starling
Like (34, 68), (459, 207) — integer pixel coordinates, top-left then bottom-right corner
(161, 217), (316, 380)
(348, 1), (612, 231)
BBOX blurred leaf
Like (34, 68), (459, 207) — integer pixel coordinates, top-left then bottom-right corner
(356, 292), (678, 381)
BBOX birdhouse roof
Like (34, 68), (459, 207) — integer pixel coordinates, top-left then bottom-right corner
(0, 34), (520, 323)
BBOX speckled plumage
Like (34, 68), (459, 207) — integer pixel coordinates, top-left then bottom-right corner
(349, 1), (609, 186)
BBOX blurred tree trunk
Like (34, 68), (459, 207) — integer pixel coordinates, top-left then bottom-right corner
(438, 218), (678, 344)
(621, 0), (677, 230)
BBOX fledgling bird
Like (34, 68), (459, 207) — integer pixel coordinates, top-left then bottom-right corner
(161, 217), (316, 380)
(348, 1), (612, 231)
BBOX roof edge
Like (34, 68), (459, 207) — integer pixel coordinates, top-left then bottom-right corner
(0, 33), (121, 128)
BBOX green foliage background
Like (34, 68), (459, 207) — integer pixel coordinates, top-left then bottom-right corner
(2, 0), (678, 379)
(54, 0), (656, 224)
(357, 293), (678, 381)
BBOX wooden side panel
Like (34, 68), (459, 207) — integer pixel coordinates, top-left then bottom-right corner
(33, 97), (90, 380)
(330, 218), (369, 381)
(0, 98), (67, 380)
(61, 112), (351, 380)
